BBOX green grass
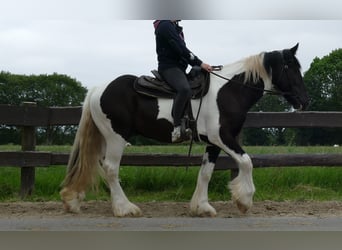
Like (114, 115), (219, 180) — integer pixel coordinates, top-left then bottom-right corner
(0, 144), (341, 202)
(254, 167), (342, 201)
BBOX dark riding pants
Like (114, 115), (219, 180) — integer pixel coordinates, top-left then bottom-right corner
(159, 67), (192, 127)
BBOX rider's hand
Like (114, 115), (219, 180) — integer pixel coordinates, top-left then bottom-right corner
(200, 63), (213, 72)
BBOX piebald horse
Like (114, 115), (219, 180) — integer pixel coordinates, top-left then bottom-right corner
(60, 44), (309, 217)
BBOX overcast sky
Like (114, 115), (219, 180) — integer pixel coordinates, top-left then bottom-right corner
(0, 1), (341, 89)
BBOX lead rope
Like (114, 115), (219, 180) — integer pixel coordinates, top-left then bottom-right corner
(186, 66), (223, 171)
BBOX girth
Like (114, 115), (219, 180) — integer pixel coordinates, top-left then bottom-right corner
(134, 67), (210, 99)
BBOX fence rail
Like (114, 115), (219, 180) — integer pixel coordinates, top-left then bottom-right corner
(1, 104), (342, 198)
(1, 104), (342, 127)
(1, 151), (342, 169)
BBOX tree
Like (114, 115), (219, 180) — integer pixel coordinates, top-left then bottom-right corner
(0, 72), (87, 106)
(295, 49), (342, 145)
(304, 49), (342, 111)
(0, 72), (87, 144)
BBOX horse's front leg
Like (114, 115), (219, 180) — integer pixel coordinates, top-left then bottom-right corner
(217, 135), (255, 213)
(190, 144), (221, 217)
(228, 152), (255, 213)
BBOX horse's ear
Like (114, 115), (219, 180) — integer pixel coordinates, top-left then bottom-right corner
(290, 43), (299, 55)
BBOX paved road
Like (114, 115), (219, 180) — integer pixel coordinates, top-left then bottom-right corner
(2, 216), (342, 231)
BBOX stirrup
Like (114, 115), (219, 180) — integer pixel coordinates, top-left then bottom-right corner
(171, 125), (192, 143)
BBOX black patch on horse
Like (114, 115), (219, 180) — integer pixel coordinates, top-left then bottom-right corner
(100, 74), (173, 142)
(216, 72), (266, 155)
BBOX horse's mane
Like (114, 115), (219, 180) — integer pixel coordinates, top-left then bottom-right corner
(242, 53), (269, 84)
(220, 52), (272, 90)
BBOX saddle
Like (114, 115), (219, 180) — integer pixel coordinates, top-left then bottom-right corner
(134, 67), (210, 99)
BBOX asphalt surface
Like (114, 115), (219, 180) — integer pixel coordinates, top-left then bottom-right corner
(2, 216), (342, 231)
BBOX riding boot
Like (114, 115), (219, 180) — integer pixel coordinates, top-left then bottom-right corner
(181, 117), (192, 139)
(171, 118), (192, 143)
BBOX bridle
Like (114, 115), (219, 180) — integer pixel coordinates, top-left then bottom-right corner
(209, 64), (294, 97)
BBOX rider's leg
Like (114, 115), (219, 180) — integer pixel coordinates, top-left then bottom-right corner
(160, 67), (192, 142)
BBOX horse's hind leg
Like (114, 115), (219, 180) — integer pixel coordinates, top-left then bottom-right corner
(190, 144), (220, 217)
(102, 135), (142, 217)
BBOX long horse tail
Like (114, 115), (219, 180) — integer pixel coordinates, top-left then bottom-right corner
(60, 88), (104, 212)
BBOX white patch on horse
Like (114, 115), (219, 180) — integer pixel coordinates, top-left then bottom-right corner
(190, 152), (217, 216)
(156, 98), (173, 123)
(90, 85), (142, 216)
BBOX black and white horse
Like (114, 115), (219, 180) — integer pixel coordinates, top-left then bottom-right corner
(60, 44), (309, 217)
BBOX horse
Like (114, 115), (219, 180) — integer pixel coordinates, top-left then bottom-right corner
(60, 43), (309, 217)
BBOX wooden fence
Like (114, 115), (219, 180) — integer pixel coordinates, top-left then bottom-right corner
(1, 103), (342, 198)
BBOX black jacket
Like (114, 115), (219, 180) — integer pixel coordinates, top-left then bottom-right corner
(154, 20), (202, 72)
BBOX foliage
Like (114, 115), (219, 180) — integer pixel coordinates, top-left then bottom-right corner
(304, 49), (342, 111)
(0, 71), (87, 145)
(0, 71), (87, 106)
(293, 49), (342, 145)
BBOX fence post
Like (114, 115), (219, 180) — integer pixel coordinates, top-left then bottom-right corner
(20, 102), (36, 198)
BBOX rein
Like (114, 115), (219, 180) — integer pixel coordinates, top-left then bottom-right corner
(209, 65), (292, 96)
(187, 69), (209, 165)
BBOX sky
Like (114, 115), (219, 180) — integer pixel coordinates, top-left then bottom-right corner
(0, 1), (341, 89)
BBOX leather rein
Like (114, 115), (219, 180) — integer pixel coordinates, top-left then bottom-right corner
(210, 65), (293, 97)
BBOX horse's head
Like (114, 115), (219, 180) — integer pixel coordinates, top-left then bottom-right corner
(264, 43), (309, 110)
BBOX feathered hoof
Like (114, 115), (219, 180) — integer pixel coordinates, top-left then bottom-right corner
(231, 193), (253, 214)
(113, 202), (142, 217)
(229, 177), (254, 214)
(190, 202), (217, 217)
(60, 187), (82, 213)
(235, 199), (251, 214)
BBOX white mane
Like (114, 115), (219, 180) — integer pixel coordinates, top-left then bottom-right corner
(243, 53), (269, 83)
(219, 52), (272, 91)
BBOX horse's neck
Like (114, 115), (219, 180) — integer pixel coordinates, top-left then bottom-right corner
(206, 61), (246, 96)
(206, 62), (266, 112)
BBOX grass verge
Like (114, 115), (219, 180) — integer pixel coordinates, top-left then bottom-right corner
(0, 145), (341, 202)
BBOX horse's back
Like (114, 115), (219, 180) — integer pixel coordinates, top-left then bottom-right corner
(89, 74), (171, 141)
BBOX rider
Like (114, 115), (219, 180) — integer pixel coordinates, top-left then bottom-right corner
(153, 20), (212, 143)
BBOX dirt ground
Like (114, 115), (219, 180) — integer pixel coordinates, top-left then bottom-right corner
(1, 200), (342, 218)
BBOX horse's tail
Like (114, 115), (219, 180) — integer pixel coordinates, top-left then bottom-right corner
(60, 88), (104, 211)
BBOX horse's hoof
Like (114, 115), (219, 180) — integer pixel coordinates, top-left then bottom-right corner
(113, 203), (142, 217)
(60, 188), (81, 213)
(190, 203), (217, 217)
(236, 200), (250, 214)
(191, 210), (217, 217)
(62, 200), (81, 213)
